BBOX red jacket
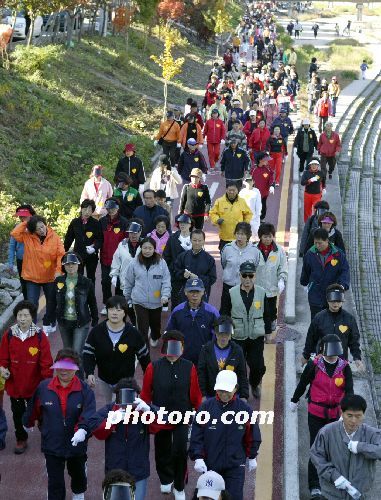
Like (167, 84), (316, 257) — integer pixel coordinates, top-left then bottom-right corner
(0, 328), (53, 398)
(203, 118), (226, 144)
(318, 131), (341, 157)
(251, 165), (275, 197)
(314, 98), (332, 117)
(249, 127), (271, 152)
(205, 91), (217, 107)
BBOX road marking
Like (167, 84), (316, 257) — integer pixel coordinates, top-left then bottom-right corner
(276, 151), (293, 246)
(209, 182), (219, 200)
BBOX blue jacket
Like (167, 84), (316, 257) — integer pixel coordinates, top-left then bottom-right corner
(132, 205), (170, 236)
(24, 376), (95, 458)
(271, 116), (294, 138)
(88, 403), (150, 480)
(300, 243), (350, 308)
(8, 236), (24, 266)
(166, 301), (219, 365)
(189, 396), (261, 470)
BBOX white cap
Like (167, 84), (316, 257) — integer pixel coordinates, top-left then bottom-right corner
(197, 471), (225, 499)
(249, 110), (256, 116)
(302, 118), (310, 125)
(308, 158), (320, 166)
(214, 370), (237, 392)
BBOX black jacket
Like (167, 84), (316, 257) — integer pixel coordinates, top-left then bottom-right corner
(178, 150), (207, 182)
(179, 183), (211, 216)
(162, 231), (191, 274)
(303, 308), (361, 361)
(115, 155), (146, 189)
(304, 227), (345, 256)
(83, 320), (150, 384)
(301, 169), (322, 194)
(113, 190), (143, 219)
(133, 205), (170, 236)
(54, 274), (98, 327)
(220, 147), (250, 179)
(64, 217), (103, 259)
(197, 340), (249, 399)
(293, 127), (318, 156)
(174, 249), (217, 294)
(299, 213), (320, 257)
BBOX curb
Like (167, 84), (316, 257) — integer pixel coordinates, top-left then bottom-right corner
(283, 340), (299, 500)
(0, 293), (23, 333)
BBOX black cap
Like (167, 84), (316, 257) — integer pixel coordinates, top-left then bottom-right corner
(321, 334), (343, 357)
(161, 339), (183, 357)
(239, 261), (256, 274)
(62, 252), (81, 265)
(217, 321), (234, 335)
(115, 388), (136, 406)
(326, 285), (345, 303)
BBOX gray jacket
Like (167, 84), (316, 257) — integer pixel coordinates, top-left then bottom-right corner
(221, 241), (260, 286)
(124, 257), (171, 309)
(310, 420), (381, 499)
(255, 242), (288, 297)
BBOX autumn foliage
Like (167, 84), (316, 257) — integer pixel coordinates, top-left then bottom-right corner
(157, 0), (185, 22)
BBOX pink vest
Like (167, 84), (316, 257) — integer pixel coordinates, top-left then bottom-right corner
(147, 230), (170, 255)
(308, 357), (347, 420)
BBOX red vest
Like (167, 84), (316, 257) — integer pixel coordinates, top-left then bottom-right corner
(308, 357), (347, 420)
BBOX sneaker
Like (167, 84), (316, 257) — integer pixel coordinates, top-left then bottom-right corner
(150, 338), (159, 348)
(174, 489), (186, 500)
(160, 483), (173, 494)
(270, 320), (277, 332)
(43, 325), (51, 335)
(310, 488), (322, 498)
(329, 174), (332, 179)
(72, 494), (85, 500)
(100, 306), (107, 315)
(275, 183), (280, 187)
(49, 324), (56, 334)
(14, 440), (28, 454)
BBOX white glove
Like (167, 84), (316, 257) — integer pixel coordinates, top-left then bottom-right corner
(289, 401), (298, 412)
(23, 425), (34, 433)
(269, 186), (274, 195)
(304, 286), (309, 293)
(71, 428), (87, 446)
(86, 246), (96, 255)
(322, 188), (326, 195)
(278, 279), (285, 294)
(248, 458), (257, 471)
(177, 142), (182, 148)
(194, 458), (208, 474)
(154, 140), (158, 146)
(111, 276), (117, 287)
(199, 143), (204, 148)
(348, 440), (358, 454)
(221, 139), (225, 145)
(133, 397), (150, 412)
(334, 476), (351, 490)
(0, 366), (10, 379)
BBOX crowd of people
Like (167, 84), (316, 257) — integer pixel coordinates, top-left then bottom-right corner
(0, 2), (380, 500)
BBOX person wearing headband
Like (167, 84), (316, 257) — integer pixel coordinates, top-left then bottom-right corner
(89, 378), (151, 500)
(302, 284), (363, 371)
(303, 211), (345, 257)
(102, 469), (136, 500)
(23, 348), (95, 500)
(0, 300), (53, 454)
(140, 330), (202, 500)
(189, 370), (261, 500)
(80, 165), (113, 219)
(290, 335), (353, 499)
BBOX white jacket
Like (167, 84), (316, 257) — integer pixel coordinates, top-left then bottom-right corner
(239, 187), (262, 238)
(149, 167), (182, 199)
(110, 239), (141, 291)
(80, 177), (113, 216)
(255, 242), (288, 297)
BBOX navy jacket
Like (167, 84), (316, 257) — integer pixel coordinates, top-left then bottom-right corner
(115, 155), (146, 189)
(133, 205), (170, 236)
(173, 249), (217, 296)
(220, 147), (250, 180)
(162, 230), (191, 274)
(271, 116), (294, 138)
(24, 376), (95, 458)
(166, 301), (220, 365)
(178, 150), (208, 182)
(300, 244), (350, 308)
(189, 396), (261, 470)
(88, 403), (150, 480)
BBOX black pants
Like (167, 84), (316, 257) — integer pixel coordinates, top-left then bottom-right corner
(218, 240), (231, 252)
(162, 141), (178, 167)
(45, 453), (87, 500)
(234, 337), (266, 389)
(10, 397), (29, 441)
(16, 259), (27, 299)
(298, 152), (312, 172)
(79, 254), (98, 284)
(101, 263), (112, 305)
(318, 116), (328, 133)
(264, 296), (277, 332)
(310, 303), (326, 321)
(213, 466), (245, 500)
(134, 304), (162, 342)
(260, 196), (268, 220)
(154, 425), (188, 491)
(320, 155), (336, 182)
(220, 283), (233, 315)
(308, 413), (337, 490)
(192, 216), (205, 229)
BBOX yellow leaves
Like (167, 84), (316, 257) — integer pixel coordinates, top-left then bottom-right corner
(151, 26), (185, 82)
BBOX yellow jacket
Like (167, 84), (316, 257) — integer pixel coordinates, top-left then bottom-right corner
(210, 195), (252, 241)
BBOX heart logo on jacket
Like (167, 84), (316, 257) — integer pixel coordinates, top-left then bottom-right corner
(331, 259), (338, 266)
(194, 157), (199, 162)
(43, 261), (51, 268)
(339, 325), (348, 333)
(263, 173), (268, 178)
(334, 377), (344, 387)
(269, 255), (277, 262)
(132, 169), (137, 174)
(127, 195), (133, 202)
(57, 282), (64, 290)
(29, 347), (39, 356)
(237, 153), (242, 158)
(192, 129), (196, 133)
(114, 228), (121, 234)
(197, 191), (203, 197)
(254, 301), (261, 309)
(153, 290), (161, 298)
(216, 124), (221, 128)
(86, 232), (93, 238)
(118, 344), (128, 353)
(225, 365), (235, 371)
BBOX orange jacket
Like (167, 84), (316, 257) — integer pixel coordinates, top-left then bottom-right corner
(179, 122), (204, 148)
(155, 120), (181, 142)
(11, 222), (65, 283)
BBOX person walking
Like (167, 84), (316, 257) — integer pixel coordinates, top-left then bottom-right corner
(239, 177), (262, 239)
(327, 76), (340, 117)
(220, 139), (250, 190)
(266, 125), (287, 187)
(64, 199), (103, 284)
(303, 211), (345, 256)
(113, 173), (143, 219)
(177, 138), (208, 183)
(301, 158), (324, 222)
(294, 20), (303, 38)
(147, 215), (171, 256)
(251, 152), (275, 221)
(154, 110), (181, 167)
(203, 109), (226, 172)
(307, 76), (321, 114)
(360, 60), (368, 80)
(23, 348), (95, 500)
(133, 189), (169, 237)
(290, 335), (353, 499)
(124, 237), (171, 348)
(80, 165), (113, 219)
(11, 215), (65, 334)
(179, 113), (203, 150)
(149, 154), (182, 205)
(179, 168), (211, 230)
(318, 122), (341, 182)
(0, 300), (52, 454)
(293, 118), (318, 172)
(314, 92), (332, 133)
(248, 119), (271, 162)
(115, 143), (146, 192)
(299, 200), (330, 257)
(312, 23), (319, 39)
(311, 394), (381, 500)
(271, 108), (294, 140)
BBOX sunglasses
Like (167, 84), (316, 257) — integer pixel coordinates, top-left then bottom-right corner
(241, 273), (254, 278)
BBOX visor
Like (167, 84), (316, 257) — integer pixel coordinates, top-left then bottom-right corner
(217, 321), (233, 335)
(105, 200), (119, 210)
(103, 483), (135, 500)
(326, 290), (345, 302)
(62, 253), (81, 265)
(176, 214), (192, 224)
(115, 388), (136, 406)
(322, 341), (343, 357)
(161, 340), (183, 357)
(127, 222), (142, 233)
(14, 209), (32, 217)
(316, 208), (328, 218)
(51, 358), (79, 371)
(321, 217), (334, 224)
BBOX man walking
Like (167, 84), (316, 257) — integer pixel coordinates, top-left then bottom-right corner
(154, 110), (181, 167)
(318, 122), (341, 182)
(293, 119), (318, 173)
(220, 139), (250, 190)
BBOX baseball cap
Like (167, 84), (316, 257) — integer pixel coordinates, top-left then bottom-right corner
(62, 252), (81, 266)
(104, 199), (119, 210)
(190, 168), (203, 177)
(308, 158), (320, 166)
(176, 213), (192, 224)
(302, 118), (310, 125)
(280, 107), (288, 113)
(239, 260), (256, 274)
(249, 110), (256, 116)
(214, 370), (238, 392)
(124, 143), (135, 153)
(320, 216), (334, 224)
(184, 277), (205, 291)
(197, 471), (225, 499)
(187, 138), (197, 145)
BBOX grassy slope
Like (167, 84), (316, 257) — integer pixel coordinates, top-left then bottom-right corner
(0, 27), (213, 246)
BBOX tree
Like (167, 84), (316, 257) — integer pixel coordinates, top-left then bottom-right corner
(135, 0), (160, 49)
(157, 0), (184, 25)
(112, 2), (136, 53)
(150, 26), (184, 117)
(202, 0), (231, 56)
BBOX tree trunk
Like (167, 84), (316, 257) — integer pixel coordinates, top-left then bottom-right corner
(125, 27), (129, 54)
(66, 15), (74, 48)
(163, 80), (168, 120)
(27, 16), (35, 47)
(77, 12), (84, 43)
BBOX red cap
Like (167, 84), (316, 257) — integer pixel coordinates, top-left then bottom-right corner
(14, 209), (32, 217)
(124, 143), (135, 153)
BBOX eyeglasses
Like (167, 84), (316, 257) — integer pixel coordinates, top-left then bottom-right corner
(241, 273), (254, 278)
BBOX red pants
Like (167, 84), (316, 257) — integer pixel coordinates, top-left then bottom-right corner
(207, 142), (221, 168)
(304, 192), (322, 222)
(270, 152), (284, 184)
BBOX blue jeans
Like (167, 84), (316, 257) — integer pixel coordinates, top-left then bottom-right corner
(329, 96), (338, 116)
(135, 479), (148, 500)
(59, 321), (90, 378)
(26, 281), (56, 326)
